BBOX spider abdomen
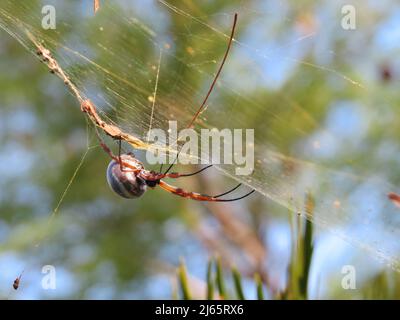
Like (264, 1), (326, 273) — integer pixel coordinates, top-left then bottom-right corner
(106, 155), (147, 199)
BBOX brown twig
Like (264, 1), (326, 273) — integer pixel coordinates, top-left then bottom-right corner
(27, 31), (147, 150)
(94, 0), (100, 14)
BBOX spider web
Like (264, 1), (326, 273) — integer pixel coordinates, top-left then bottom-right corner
(1, 0), (400, 274)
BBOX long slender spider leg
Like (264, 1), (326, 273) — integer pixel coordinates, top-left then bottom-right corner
(159, 164), (163, 173)
(158, 180), (255, 202)
(213, 183), (242, 198)
(93, 127), (140, 173)
(216, 189), (255, 202)
(94, 127), (119, 161)
(163, 13), (238, 176)
(118, 139), (124, 172)
(172, 165), (213, 178)
(140, 165), (213, 181)
(116, 140), (137, 173)
(162, 152), (177, 175)
(161, 164), (213, 179)
(186, 13), (238, 130)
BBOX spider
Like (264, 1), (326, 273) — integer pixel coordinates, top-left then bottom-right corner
(93, 13), (255, 202)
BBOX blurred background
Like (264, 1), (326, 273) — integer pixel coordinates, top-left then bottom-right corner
(1, 0), (400, 299)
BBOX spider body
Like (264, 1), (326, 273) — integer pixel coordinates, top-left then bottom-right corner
(106, 154), (148, 198)
(90, 13), (255, 203)
(103, 150), (254, 202)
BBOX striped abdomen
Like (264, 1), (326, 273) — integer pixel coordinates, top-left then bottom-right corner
(106, 155), (147, 199)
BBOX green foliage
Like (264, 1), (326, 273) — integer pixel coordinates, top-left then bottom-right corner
(254, 273), (264, 300)
(178, 259), (192, 300)
(206, 258), (214, 300)
(282, 193), (315, 300)
(215, 256), (227, 299)
(176, 257), (267, 300)
(175, 194), (316, 300)
(232, 266), (245, 300)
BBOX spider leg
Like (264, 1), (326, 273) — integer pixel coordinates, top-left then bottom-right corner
(116, 140), (135, 173)
(161, 165), (213, 179)
(117, 139), (124, 172)
(140, 165), (213, 181)
(216, 189), (255, 202)
(158, 180), (255, 202)
(178, 165), (213, 177)
(213, 183), (242, 198)
(163, 13), (238, 176)
(94, 128), (140, 173)
(94, 127), (119, 161)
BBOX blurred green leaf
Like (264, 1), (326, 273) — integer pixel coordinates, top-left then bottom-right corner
(178, 259), (192, 300)
(254, 273), (264, 300)
(215, 256), (227, 299)
(232, 266), (245, 300)
(206, 258), (214, 300)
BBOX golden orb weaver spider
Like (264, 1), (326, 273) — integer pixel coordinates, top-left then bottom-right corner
(89, 13), (255, 202)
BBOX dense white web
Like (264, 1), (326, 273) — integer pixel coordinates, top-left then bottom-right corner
(1, 0), (400, 274)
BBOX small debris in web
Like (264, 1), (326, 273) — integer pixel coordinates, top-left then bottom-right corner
(388, 192), (400, 208)
(13, 272), (23, 290)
